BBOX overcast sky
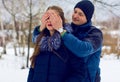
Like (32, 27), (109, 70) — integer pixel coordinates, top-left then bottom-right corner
(0, 0), (120, 22)
(46, 0), (120, 21)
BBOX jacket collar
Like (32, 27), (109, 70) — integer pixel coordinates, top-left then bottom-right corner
(71, 21), (92, 33)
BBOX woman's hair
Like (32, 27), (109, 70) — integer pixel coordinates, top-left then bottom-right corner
(30, 6), (66, 68)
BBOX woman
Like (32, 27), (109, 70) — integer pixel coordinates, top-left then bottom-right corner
(27, 6), (71, 82)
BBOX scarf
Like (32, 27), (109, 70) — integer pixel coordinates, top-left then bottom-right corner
(39, 31), (61, 51)
(38, 23), (72, 52)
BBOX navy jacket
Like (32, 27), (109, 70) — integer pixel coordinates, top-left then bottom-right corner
(27, 26), (70, 82)
(62, 22), (103, 82)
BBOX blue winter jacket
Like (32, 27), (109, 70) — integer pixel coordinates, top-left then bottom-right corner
(63, 22), (103, 82)
(27, 26), (70, 82)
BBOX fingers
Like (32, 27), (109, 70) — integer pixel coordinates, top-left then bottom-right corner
(41, 12), (49, 22)
(40, 12), (50, 31)
(49, 13), (63, 30)
(50, 12), (58, 21)
(41, 10), (63, 31)
(44, 12), (50, 21)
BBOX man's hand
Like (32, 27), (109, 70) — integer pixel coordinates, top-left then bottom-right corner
(49, 12), (63, 31)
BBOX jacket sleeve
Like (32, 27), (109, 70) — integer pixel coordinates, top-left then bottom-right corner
(62, 28), (103, 57)
(27, 68), (34, 82)
(32, 26), (40, 43)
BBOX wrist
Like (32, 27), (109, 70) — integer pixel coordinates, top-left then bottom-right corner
(60, 30), (66, 37)
(38, 27), (40, 32)
(40, 25), (45, 32)
(57, 27), (66, 36)
(57, 27), (64, 33)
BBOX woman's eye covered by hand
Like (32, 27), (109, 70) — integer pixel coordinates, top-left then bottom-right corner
(45, 16), (50, 21)
(42, 12), (50, 21)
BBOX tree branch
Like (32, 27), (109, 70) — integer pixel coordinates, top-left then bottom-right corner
(96, 0), (120, 7)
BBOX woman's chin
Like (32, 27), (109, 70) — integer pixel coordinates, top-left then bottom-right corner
(47, 27), (54, 31)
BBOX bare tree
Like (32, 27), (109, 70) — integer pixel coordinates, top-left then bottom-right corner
(18, 0), (46, 67)
(2, 0), (46, 67)
(93, 0), (120, 22)
(0, 10), (6, 55)
(2, 0), (22, 56)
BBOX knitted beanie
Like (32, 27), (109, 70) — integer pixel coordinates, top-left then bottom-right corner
(74, 0), (94, 22)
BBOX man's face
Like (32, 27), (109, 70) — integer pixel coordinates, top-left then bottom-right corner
(72, 8), (87, 25)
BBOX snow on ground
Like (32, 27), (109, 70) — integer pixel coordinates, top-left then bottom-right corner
(100, 55), (120, 82)
(0, 68), (28, 82)
(0, 47), (120, 82)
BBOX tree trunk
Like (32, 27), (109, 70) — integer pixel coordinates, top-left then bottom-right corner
(0, 13), (6, 54)
(27, 0), (32, 68)
(12, 16), (18, 56)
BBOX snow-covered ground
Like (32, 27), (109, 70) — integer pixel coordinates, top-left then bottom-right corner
(100, 55), (120, 82)
(0, 47), (120, 82)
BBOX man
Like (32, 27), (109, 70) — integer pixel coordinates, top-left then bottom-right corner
(51, 0), (103, 82)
